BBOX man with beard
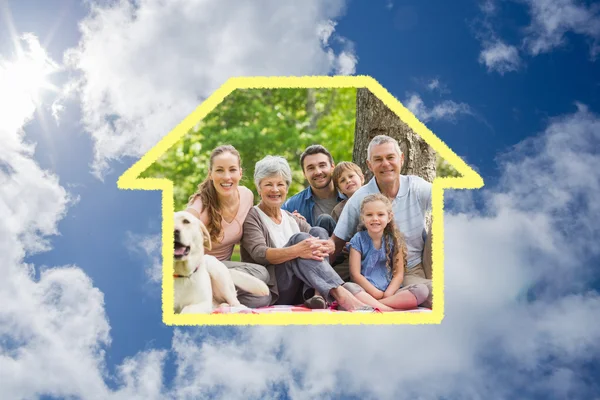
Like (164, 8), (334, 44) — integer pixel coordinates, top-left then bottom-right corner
(282, 144), (346, 236)
(282, 145), (351, 303)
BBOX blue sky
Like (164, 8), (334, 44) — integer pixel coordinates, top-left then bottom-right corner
(1, 0), (599, 398)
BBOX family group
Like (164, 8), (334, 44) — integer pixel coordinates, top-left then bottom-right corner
(183, 134), (433, 312)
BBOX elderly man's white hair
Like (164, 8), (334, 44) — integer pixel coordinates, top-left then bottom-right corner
(367, 135), (403, 160)
(254, 155), (293, 189)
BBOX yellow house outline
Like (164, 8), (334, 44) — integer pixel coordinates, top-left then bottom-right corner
(117, 75), (484, 326)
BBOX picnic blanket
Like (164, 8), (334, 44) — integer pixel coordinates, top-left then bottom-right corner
(212, 304), (432, 314)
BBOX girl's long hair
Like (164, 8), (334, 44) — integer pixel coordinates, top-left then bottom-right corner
(357, 193), (408, 276)
(187, 144), (241, 244)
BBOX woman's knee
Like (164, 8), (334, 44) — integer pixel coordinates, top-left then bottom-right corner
(308, 226), (329, 240)
(255, 267), (270, 284)
(245, 263), (270, 283)
(289, 232), (311, 245)
(253, 293), (272, 308)
(240, 293), (272, 309)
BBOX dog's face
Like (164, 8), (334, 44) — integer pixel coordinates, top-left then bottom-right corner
(173, 211), (212, 275)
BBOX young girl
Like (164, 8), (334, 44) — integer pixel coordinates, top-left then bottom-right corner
(348, 193), (430, 310)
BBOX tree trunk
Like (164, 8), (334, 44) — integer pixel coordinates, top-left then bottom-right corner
(352, 88), (437, 234)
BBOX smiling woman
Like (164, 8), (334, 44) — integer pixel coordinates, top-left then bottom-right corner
(184, 144), (272, 309)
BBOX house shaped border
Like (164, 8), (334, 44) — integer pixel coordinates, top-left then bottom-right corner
(117, 75), (484, 326)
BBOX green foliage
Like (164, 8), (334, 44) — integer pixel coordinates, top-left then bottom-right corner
(142, 88), (357, 210)
(436, 154), (461, 178)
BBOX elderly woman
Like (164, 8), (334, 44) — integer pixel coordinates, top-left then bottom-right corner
(240, 155), (376, 311)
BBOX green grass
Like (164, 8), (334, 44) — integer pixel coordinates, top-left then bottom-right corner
(231, 244), (241, 262)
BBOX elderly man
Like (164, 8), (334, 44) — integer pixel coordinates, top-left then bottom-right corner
(330, 135), (433, 306)
(282, 144), (346, 235)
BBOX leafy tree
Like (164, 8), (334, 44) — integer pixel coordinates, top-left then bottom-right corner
(142, 88), (357, 210)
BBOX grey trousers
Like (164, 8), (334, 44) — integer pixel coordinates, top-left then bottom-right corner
(274, 227), (345, 305)
(222, 260), (272, 308)
(314, 213), (337, 236)
(403, 264), (433, 308)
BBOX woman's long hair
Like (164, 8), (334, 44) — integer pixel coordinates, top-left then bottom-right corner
(357, 193), (408, 276)
(188, 145), (241, 244)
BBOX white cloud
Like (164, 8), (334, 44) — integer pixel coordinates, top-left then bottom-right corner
(474, 0), (600, 73)
(472, 3), (522, 75)
(0, 31), (169, 400)
(426, 78), (441, 91)
(522, 0), (600, 58)
(479, 40), (522, 74)
(422, 77), (451, 95)
(125, 232), (162, 283)
(335, 50), (357, 75)
(317, 20), (337, 45)
(404, 93), (472, 123)
(0, 34), (111, 399)
(64, 0), (356, 179)
(480, 0), (497, 15)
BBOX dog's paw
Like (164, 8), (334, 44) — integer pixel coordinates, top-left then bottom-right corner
(216, 302), (246, 310)
(180, 303), (213, 314)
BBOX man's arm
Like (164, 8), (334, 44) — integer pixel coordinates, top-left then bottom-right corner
(329, 234), (347, 261)
(329, 193), (360, 259)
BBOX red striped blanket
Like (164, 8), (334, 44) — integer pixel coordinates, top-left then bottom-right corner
(212, 304), (432, 314)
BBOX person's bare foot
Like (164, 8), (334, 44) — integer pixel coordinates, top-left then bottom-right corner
(354, 292), (395, 311)
(330, 287), (374, 311)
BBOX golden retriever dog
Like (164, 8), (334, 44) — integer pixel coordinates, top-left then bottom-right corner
(173, 211), (270, 314)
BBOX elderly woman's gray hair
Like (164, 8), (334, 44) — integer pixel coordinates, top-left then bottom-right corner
(253, 155), (293, 189)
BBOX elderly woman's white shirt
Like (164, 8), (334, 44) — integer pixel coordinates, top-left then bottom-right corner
(254, 206), (300, 248)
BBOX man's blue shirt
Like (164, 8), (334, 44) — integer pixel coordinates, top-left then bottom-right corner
(282, 186), (346, 226)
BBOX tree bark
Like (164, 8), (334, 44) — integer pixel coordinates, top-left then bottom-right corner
(352, 88), (437, 183)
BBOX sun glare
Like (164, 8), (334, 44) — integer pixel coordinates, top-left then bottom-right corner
(0, 33), (60, 131)
(1, 34), (59, 117)
(2, 34), (59, 102)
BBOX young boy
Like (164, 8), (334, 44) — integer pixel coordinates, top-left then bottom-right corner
(331, 162), (365, 222)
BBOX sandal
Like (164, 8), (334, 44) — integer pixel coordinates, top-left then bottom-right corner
(303, 295), (327, 309)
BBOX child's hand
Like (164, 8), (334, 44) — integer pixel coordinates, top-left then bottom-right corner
(292, 210), (306, 222)
(373, 289), (385, 300)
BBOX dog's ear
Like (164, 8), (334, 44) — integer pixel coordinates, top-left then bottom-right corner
(199, 222), (212, 250)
